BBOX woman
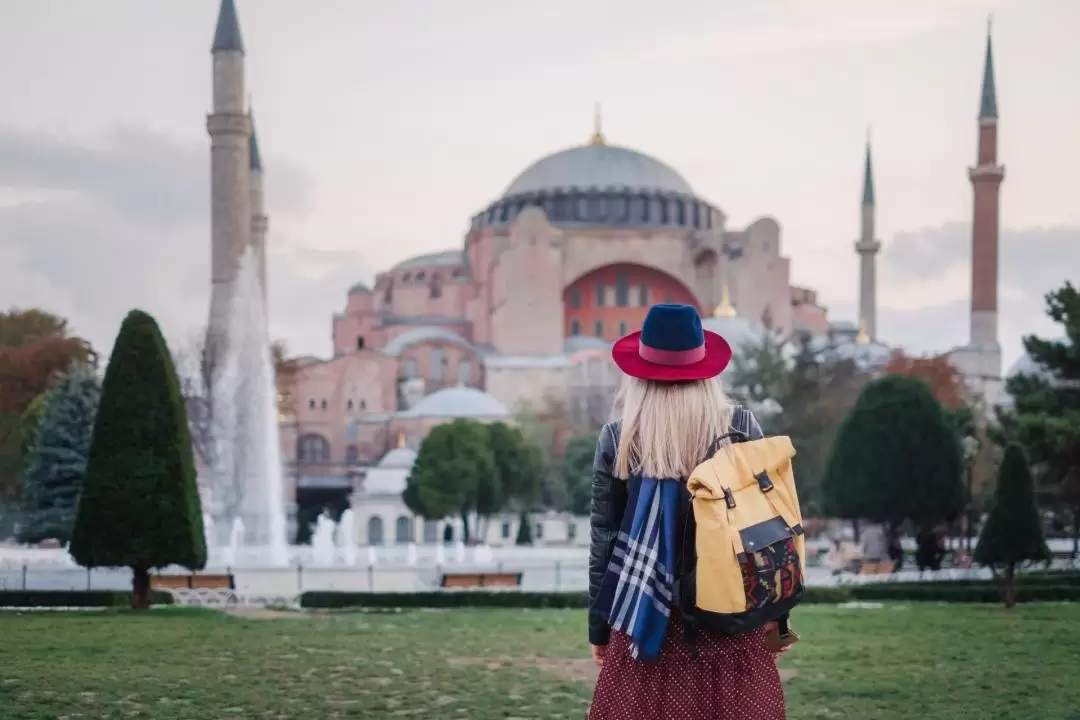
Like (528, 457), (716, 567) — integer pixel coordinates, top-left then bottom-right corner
(588, 304), (788, 720)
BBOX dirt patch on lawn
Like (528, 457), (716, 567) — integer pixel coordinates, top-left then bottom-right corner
(224, 608), (332, 620)
(448, 656), (798, 684)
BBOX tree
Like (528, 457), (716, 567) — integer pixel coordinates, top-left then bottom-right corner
(17, 367), (100, 545)
(885, 350), (968, 411)
(974, 444), (1050, 608)
(403, 419), (495, 544)
(0, 309), (96, 506)
(487, 421), (543, 507)
(560, 435), (595, 516)
(822, 375), (965, 530)
(69, 310), (206, 609)
(996, 282), (1080, 555)
(515, 509), (533, 546)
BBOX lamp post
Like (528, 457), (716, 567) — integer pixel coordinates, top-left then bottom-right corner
(961, 435), (980, 553)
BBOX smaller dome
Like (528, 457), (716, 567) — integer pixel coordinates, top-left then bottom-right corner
(377, 447), (417, 469)
(348, 282), (371, 295)
(402, 386), (510, 419)
(701, 315), (768, 352)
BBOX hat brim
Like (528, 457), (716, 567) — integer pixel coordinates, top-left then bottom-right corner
(611, 330), (732, 382)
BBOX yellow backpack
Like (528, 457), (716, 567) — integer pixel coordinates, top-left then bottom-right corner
(678, 434), (806, 637)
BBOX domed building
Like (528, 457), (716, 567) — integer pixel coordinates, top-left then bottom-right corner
(278, 124), (840, 524)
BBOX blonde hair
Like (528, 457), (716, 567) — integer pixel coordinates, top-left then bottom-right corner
(612, 376), (734, 479)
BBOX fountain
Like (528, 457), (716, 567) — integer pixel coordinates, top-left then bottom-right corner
(205, 247), (289, 566)
(311, 513), (337, 566)
(336, 510), (357, 566)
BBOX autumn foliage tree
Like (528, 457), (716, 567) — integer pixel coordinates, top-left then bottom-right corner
(0, 309), (96, 510)
(884, 350), (967, 411)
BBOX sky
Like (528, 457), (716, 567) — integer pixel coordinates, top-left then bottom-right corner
(1, 0), (1077, 372)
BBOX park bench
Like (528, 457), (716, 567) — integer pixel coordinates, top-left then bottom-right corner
(150, 572), (236, 591)
(439, 571), (522, 589)
(859, 562), (894, 576)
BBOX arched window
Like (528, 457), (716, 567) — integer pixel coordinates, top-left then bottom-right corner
(595, 283), (606, 307)
(676, 200), (686, 226)
(637, 283), (649, 307)
(429, 347), (445, 382)
(429, 273), (443, 299)
(367, 516), (384, 546)
(569, 287), (581, 310)
(297, 434), (330, 465)
(423, 520), (438, 544)
(615, 273), (629, 307)
(618, 321), (627, 336)
(570, 319), (581, 336)
(395, 516), (413, 544)
(594, 320), (604, 338)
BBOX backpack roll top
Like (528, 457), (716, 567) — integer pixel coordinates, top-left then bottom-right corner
(684, 436), (806, 635)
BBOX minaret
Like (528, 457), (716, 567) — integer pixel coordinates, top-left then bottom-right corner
(249, 111), (269, 310)
(206, 0), (252, 367)
(854, 133), (880, 341)
(968, 22), (1004, 362)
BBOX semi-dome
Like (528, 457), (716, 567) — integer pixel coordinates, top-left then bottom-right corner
(401, 386), (510, 419)
(377, 447), (417, 469)
(504, 143), (693, 197)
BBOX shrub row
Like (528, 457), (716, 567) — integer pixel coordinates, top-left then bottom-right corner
(299, 586), (853, 610)
(848, 583), (1080, 604)
(0, 590), (175, 608)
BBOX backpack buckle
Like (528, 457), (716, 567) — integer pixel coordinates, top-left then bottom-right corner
(723, 487), (736, 508)
(755, 471), (774, 493)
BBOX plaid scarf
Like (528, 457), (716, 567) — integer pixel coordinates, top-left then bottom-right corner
(596, 476), (682, 662)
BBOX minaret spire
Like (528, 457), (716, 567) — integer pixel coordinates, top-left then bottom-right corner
(855, 132), (881, 341)
(212, 0), (244, 53)
(590, 103), (606, 145)
(206, 0), (253, 372)
(961, 17), (1006, 402)
(979, 19), (998, 120)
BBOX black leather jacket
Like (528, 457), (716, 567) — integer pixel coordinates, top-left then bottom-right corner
(587, 422), (627, 646)
(587, 408), (763, 646)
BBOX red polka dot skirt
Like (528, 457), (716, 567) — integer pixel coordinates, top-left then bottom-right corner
(589, 614), (787, 720)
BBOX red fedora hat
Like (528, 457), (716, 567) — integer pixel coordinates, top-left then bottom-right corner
(611, 304), (732, 382)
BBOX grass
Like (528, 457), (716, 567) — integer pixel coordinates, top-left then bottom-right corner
(1, 604), (1078, 719)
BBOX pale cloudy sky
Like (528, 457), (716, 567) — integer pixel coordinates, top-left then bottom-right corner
(0, 0), (1077, 371)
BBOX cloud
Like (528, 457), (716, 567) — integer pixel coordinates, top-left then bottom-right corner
(872, 221), (1079, 368)
(0, 126), (366, 362)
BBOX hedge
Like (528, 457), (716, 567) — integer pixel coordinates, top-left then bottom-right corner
(300, 586), (854, 610)
(849, 583), (1080, 604)
(0, 590), (175, 608)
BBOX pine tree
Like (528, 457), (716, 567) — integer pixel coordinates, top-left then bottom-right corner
(69, 310), (206, 609)
(822, 375), (965, 529)
(515, 509), (533, 546)
(974, 443), (1050, 608)
(18, 368), (100, 544)
(996, 281), (1080, 554)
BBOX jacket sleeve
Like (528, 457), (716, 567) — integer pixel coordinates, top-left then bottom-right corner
(588, 423), (626, 646)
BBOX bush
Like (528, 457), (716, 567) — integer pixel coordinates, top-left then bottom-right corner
(69, 310), (206, 610)
(849, 583), (1080, 604)
(0, 590), (174, 608)
(300, 586), (851, 610)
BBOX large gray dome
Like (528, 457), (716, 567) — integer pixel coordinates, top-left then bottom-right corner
(504, 143), (693, 197)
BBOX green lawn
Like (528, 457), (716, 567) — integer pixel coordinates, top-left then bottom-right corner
(2, 604), (1079, 719)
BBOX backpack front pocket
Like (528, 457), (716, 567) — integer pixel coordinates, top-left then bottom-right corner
(738, 516), (804, 610)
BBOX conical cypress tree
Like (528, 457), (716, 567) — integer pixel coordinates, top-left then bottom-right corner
(515, 510), (533, 546)
(18, 367), (100, 545)
(974, 443), (1050, 608)
(69, 310), (206, 608)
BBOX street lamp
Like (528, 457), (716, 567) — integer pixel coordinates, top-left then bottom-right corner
(961, 435), (981, 553)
